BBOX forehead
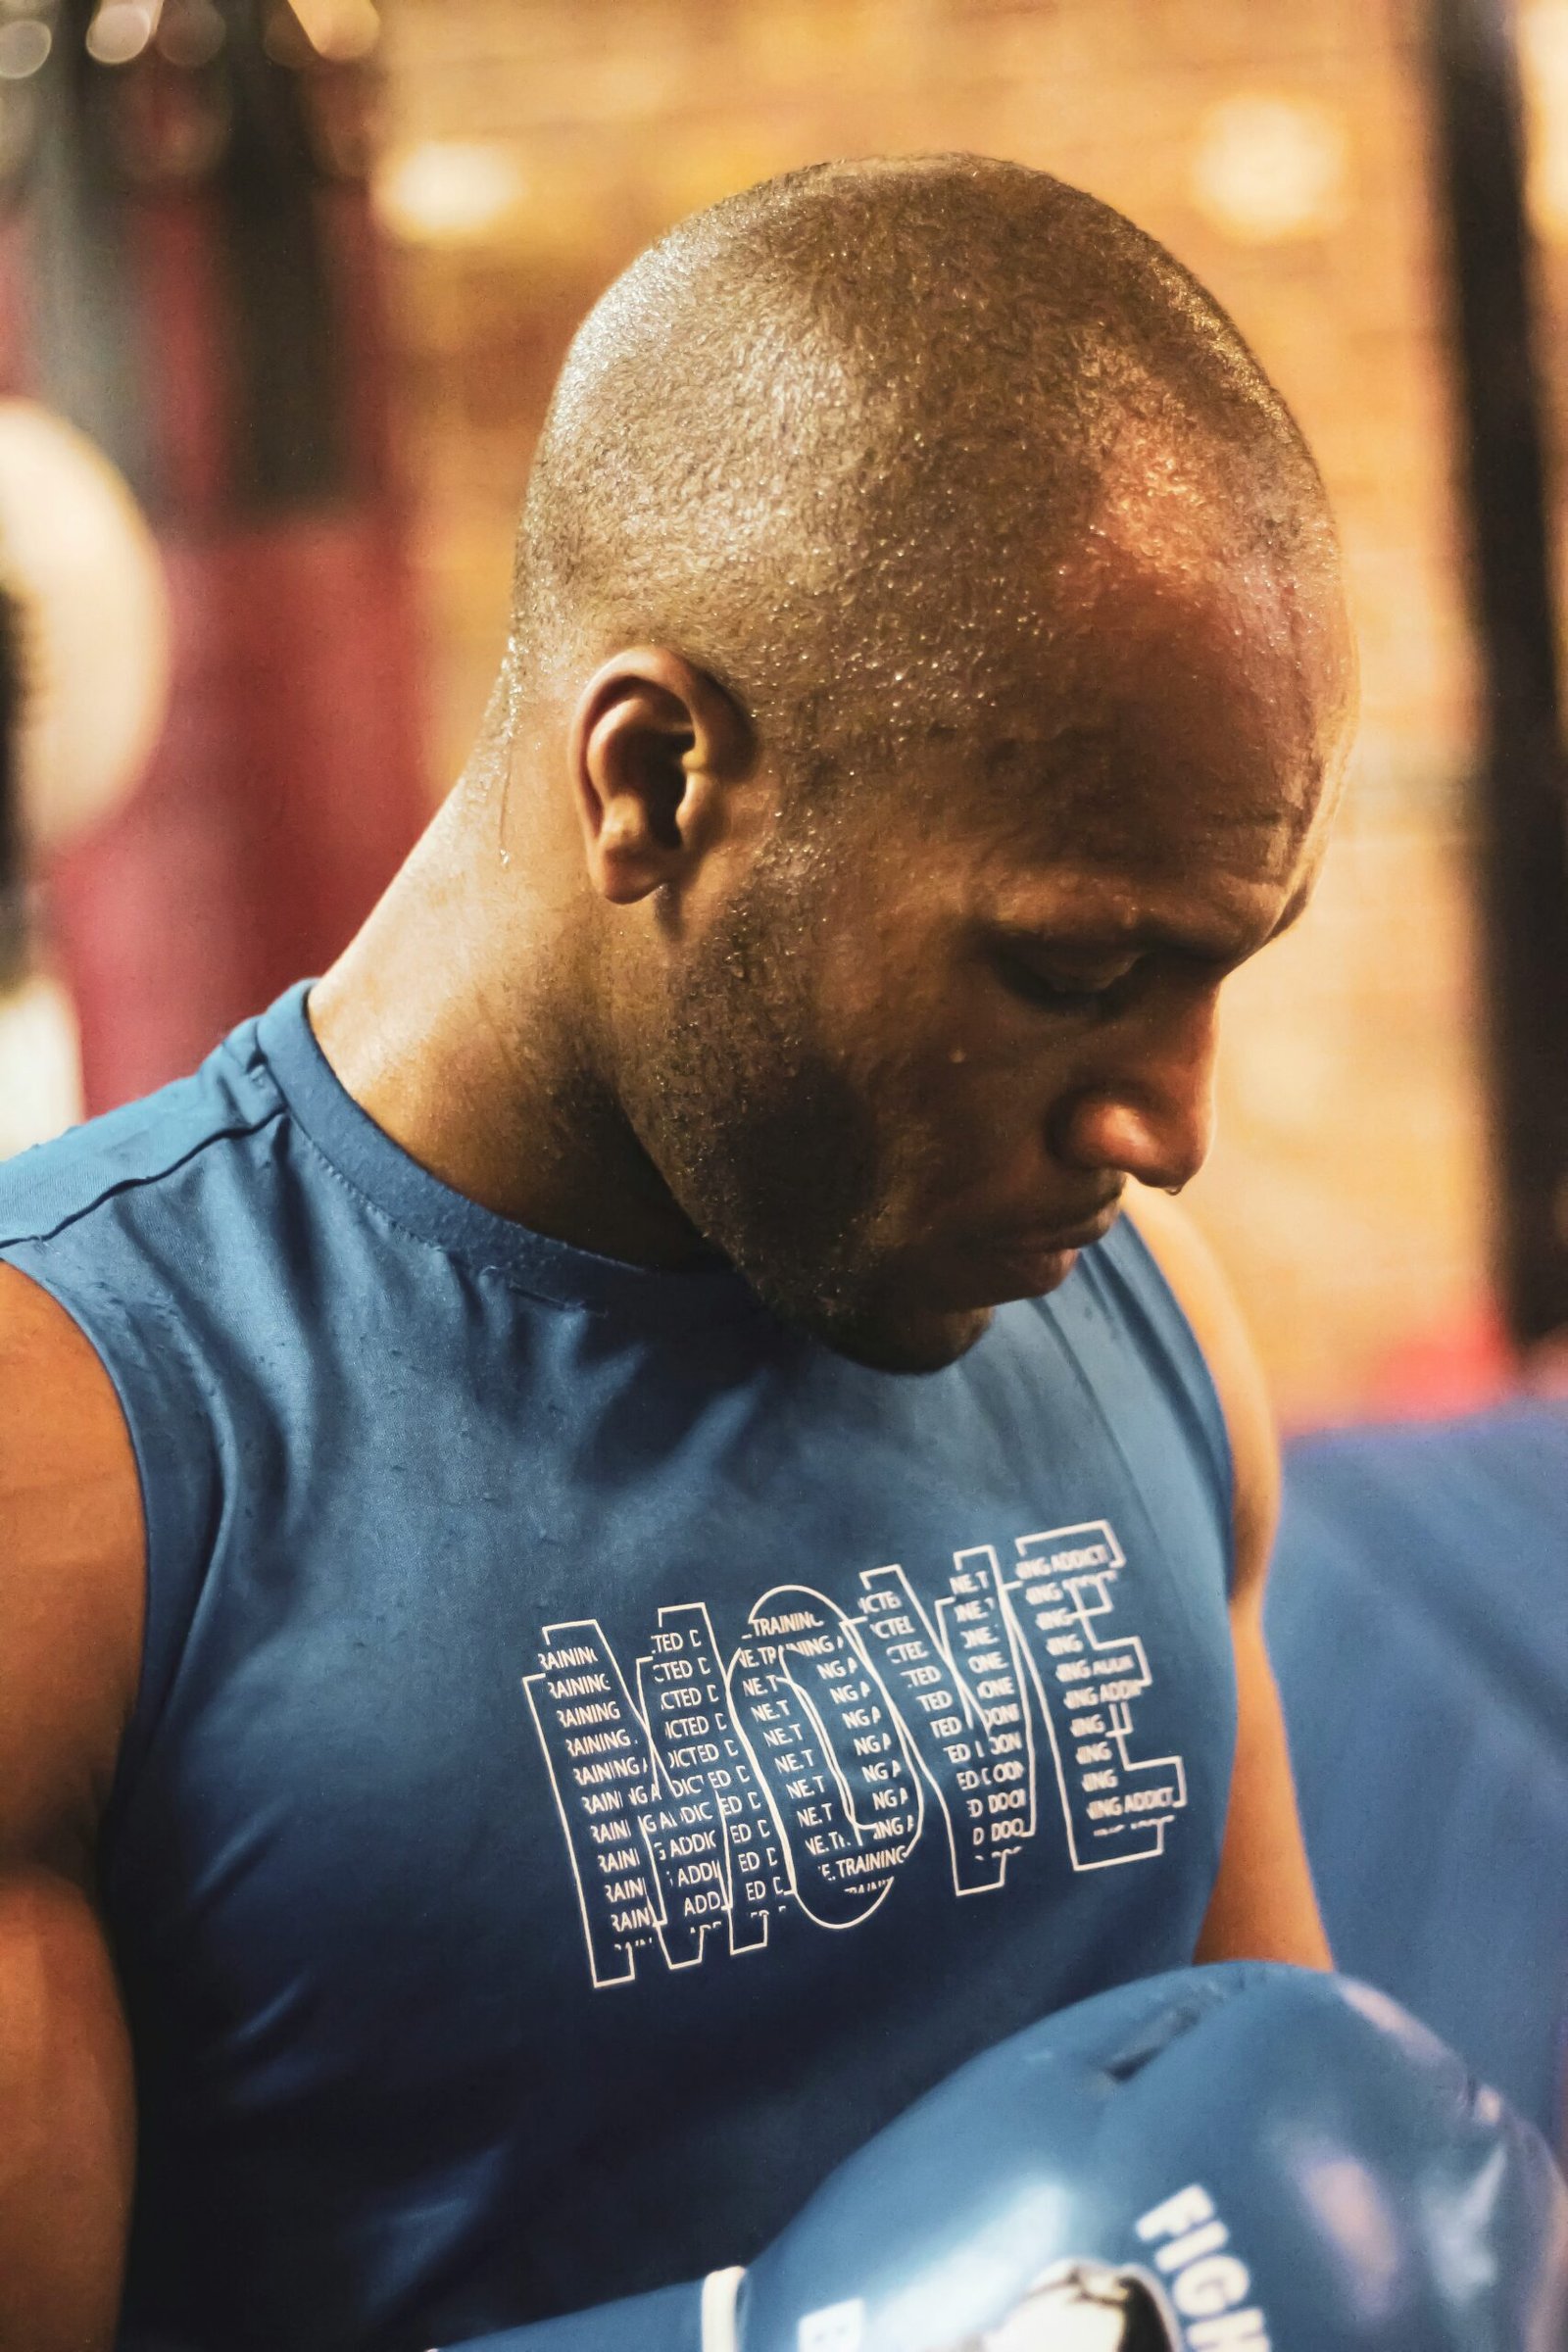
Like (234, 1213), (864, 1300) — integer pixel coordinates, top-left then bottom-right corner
(922, 505), (1351, 903)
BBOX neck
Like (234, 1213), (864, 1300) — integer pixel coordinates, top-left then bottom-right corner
(307, 780), (711, 1269)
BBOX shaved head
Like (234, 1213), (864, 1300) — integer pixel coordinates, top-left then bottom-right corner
(332, 154), (1354, 1373)
(510, 153), (1335, 773)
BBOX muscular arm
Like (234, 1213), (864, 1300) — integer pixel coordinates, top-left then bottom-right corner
(1126, 1193), (1332, 1970)
(0, 1263), (143, 2349)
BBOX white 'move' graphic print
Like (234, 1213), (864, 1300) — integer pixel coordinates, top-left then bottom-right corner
(522, 1520), (1188, 1987)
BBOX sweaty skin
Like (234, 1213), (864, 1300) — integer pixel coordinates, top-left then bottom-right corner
(0, 526), (1343, 2339)
(0, 157), (1351, 2339)
(314, 509), (1349, 1376)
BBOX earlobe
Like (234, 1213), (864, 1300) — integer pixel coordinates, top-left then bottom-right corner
(568, 650), (753, 906)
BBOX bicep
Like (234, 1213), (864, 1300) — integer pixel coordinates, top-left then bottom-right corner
(0, 1866), (135, 2350)
(1125, 1194), (1329, 1969)
(0, 1261), (143, 2345)
(1196, 1594), (1332, 1969)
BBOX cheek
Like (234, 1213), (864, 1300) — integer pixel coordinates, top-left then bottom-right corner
(895, 972), (1067, 1123)
(862, 1023), (1069, 1214)
(805, 904), (1068, 1178)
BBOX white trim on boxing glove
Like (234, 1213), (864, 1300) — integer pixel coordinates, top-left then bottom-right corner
(700, 2266), (746, 2352)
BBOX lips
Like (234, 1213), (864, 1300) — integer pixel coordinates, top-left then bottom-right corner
(936, 1200), (1123, 1308)
(990, 1200), (1123, 1255)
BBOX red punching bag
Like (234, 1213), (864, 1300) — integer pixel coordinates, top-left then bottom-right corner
(2, 0), (429, 1109)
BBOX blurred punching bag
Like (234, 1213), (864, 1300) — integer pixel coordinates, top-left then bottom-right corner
(0, 0), (428, 1108)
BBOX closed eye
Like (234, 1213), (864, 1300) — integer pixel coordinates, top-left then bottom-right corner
(994, 948), (1144, 1014)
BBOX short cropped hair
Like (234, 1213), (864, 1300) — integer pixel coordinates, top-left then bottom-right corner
(511, 155), (1329, 769)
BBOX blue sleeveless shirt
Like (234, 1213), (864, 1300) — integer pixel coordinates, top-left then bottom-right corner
(0, 987), (1237, 2352)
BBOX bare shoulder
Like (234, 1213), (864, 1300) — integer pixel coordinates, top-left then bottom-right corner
(1122, 1188), (1279, 1593)
(0, 1261), (145, 1880)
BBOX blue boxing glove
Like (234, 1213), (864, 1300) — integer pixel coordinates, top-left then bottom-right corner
(439, 1962), (1568, 2352)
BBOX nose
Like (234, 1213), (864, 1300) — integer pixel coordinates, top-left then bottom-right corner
(1049, 987), (1218, 1194)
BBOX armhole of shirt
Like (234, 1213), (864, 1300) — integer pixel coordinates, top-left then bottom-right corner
(1097, 1215), (1238, 1593)
(0, 1242), (220, 1852)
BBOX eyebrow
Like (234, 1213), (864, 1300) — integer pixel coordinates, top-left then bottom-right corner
(992, 879), (1314, 970)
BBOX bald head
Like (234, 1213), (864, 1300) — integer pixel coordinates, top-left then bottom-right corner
(510, 153), (1335, 770)
(315, 155), (1354, 1373)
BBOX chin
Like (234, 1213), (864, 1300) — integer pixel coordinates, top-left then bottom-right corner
(802, 1298), (998, 1375)
(748, 1247), (1085, 1372)
(832, 1244), (1082, 1357)
(958, 1244), (1084, 1306)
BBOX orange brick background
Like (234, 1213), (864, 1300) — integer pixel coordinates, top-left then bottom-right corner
(373, 0), (1519, 1426)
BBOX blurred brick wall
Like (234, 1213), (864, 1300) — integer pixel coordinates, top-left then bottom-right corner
(375, 0), (1497, 1427)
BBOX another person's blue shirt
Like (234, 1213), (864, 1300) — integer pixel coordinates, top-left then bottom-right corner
(0, 985), (1238, 2352)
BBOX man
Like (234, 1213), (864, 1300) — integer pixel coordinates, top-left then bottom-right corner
(0, 156), (1353, 2351)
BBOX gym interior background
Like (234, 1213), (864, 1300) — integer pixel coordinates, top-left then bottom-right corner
(4, 0), (1568, 1431)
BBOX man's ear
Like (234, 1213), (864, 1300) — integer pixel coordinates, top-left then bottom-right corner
(568, 648), (755, 905)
